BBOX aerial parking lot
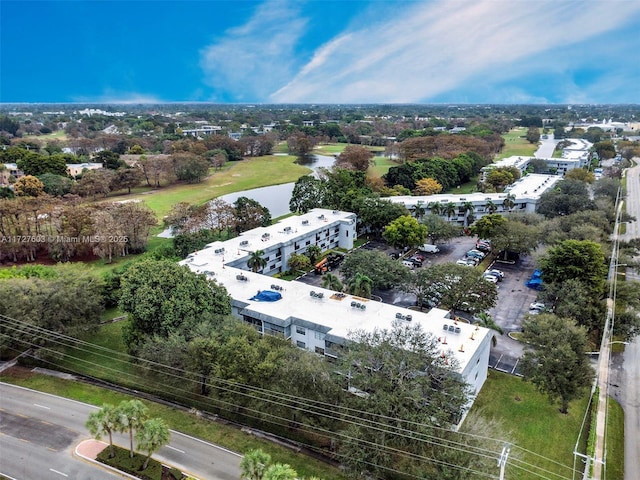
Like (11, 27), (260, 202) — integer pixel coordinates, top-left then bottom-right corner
(296, 236), (542, 374)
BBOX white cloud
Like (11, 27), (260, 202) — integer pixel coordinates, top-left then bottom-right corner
(199, 0), (307, 101)
(269, 0), (640, 103)
(72, 92), (163, 104)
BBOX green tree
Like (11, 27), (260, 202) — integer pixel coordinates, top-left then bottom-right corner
(117, 400), (149, 458)
(353, 197), (408, 238)
(473, 312), (503, 347)
(173, 153), (209, 183)
(113, 166), (144, 194)
(470, 213), (507, 240)
(240, 449), (272, 480)
(289, 175), (325, 213)
(305, 245), (322, 265)
(526, 126), (541, 144)
(340, 249), (409, 290)
(539, 239), (607, 297)
(443, 201), (457, 220)
(321, 272), (343, 292)
(428, 201), (442, 216)
(521, 314), (594, 413)
(338, 321), (470, 478)
(234, 197), (271, 233)
(37, 173), (72, 196)
(502, 193), (516, 211)
(401, 263), (498, 313)
(16, 152), (68, 177)
(382, 214), (428, 249)
(347, 272), (373, 299)
(136, 417), (170, 470)
(460, 201), (475, 227)
(263, 464), (298, 480)
(95, 150), (123, 170)
(247, 250), (267, 273)
(119, 259), (231, 351)
(422, 214), (459, 245)
(85, 404), (120, 458)
(287, 252), (311, 272)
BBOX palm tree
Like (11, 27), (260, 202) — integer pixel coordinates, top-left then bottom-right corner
(474, 312), (504, 347)
(461, 201), (475, 227)
(443, 202), (457, 220)
(428, 201), (442, 216)
(347, 273), (373, 299)
(263, 464), (298, 480)
(502, 193), (516, 212)
(485, 199), (497, 214)
(247, 250), (267, 273)
(321, 272), (343, 292)
(117, 399), (149, 458)
(85, 404), (120, 458)
(136, 418), (170, 470)
(410, 202), (426, 221)
(240, 448), (272, 480)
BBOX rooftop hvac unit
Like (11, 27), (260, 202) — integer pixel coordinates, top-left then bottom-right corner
(284, 226), (292, 232)
(443, 324), (449, 331)
(448, 325), (455, 332)
(239, 240), (249, 246)
(310, 291), (316, 297)
(454, 327), (461, 334)
(214, 248), (225, 255)
(236, 274), (248, 281)
(395, 312), (403, 319)
(301, 220), (309, 225)
(318, 214), (325, 220)
(405, 315), (412, 321)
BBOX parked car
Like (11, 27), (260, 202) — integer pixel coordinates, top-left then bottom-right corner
(456, 259), (476, 267)
(401, 260), (415, 269)
(465, 250), (485, 260)
(485, 269), (504, 280)
(482, 274), (499, 283)
(529, 302), (546, 311)
(475, 243), (492, 252)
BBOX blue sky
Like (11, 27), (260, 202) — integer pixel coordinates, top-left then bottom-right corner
(2, 0), (639, 104)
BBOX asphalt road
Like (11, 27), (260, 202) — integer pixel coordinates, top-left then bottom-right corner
(617, 160), (640, 480)
(0, 383), (241, 480)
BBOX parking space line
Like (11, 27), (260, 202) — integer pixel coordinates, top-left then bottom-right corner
(49, 468), (68, 477)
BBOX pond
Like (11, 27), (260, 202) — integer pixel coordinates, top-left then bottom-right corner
(219, 154), (335, 218)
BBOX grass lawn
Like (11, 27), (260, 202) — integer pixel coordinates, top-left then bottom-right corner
(495, 128), (539, 160)
(0, 368), (347, 480)
(605, 397), (624, 480)
(26, 130), (69, 142)
(102, 155), (310, 221)
(368, 155), (397, 178)
(471, 370), (591, 480)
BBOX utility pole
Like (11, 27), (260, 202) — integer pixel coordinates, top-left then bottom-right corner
(497, 444), (511, 480)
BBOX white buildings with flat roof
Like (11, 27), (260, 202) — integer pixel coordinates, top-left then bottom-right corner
(179, 208), (492, 397)
(389, 174), (562, 225)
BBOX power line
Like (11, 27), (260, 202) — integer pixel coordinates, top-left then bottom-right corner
(1, 314), (577, 479)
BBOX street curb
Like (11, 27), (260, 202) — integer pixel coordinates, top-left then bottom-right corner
(74, 440), (139, 479)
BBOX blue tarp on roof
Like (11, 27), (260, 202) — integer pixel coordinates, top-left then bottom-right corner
(250, 290), (282, 302)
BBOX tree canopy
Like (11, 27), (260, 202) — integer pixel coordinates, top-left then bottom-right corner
(119, 259), (231, 351)
(521, 314), (594, 414)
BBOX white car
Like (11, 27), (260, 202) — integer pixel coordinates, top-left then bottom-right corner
(483, 275), (499, 283)
(529, 302), (546, 311)
(486, 269), (504, 279)
(456, 259), (475, 267)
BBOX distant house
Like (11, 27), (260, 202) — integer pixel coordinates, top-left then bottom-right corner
(67, 163), (102, 178)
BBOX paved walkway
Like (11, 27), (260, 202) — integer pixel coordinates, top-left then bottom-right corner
(76, 439), (108, 460)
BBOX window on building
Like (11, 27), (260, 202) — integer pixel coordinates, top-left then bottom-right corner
(314, 331), (325, 340)
(296, 326), (306, 335)
(305, 240), (311, 245)
(296, 341), (306, 349)
(315, 347), (325, 355)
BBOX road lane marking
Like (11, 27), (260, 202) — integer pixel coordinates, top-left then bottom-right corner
(49, 468), (68, 477)
(33, 403), (50, 410)
(166, 445), (185, 453)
